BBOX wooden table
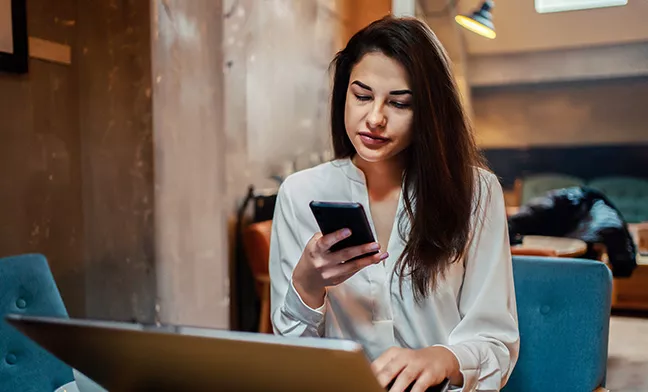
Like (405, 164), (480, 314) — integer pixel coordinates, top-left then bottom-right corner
(512, 235), (588, 258)
(628, 222), (648, 254)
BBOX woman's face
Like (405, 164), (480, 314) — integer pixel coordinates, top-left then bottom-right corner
(344, 51), (413, 164)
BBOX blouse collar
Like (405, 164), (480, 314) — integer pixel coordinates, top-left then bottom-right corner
(331, 157), (367, 185)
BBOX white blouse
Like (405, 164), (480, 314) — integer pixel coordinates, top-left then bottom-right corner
(269, 158), (520, 391)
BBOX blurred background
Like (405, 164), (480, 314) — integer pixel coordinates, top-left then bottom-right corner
(1, 0), (647, 389)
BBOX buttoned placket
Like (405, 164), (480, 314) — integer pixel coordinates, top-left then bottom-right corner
(343, 160), (401, 348)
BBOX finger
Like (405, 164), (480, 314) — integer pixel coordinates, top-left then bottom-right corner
(409, 373), (441, 392)
(332, 241), (382, 263)
(316, 228), (352, 251)
(388, 366), (422, 392)
(327, 252), (389, 283)
(371, 347), (401, 376)
(309, 232), (323, 242)
(376, 355), (408, 388)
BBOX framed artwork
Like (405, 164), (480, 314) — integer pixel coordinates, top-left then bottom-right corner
(0, 0), (28, 73)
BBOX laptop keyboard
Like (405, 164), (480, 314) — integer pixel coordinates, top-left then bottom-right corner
(385, 378), (449, 392)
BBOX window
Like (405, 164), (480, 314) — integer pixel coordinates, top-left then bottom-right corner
(535, 0), (628, 13)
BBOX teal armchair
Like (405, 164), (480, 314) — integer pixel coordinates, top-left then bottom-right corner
(504, 256), (612, 392)
(0, 254), (74, 391)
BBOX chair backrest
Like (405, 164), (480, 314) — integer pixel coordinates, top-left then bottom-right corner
(0, 254), (74, 391)
(503, 256), (611, 392)
(521, 173), (585, 205)
(588, 176), (648, 223)
(242, 220), (274, 333)
(242, 220), (273, 284)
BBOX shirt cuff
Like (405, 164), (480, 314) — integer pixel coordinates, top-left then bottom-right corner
(434, 343), (480, 392)
(284, 279), (326, 326)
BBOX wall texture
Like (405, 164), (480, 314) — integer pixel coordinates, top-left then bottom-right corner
(473, 76), (648, 187)
(473, 76), (648, 149)
(223, 0), (346, 330)
(1, 0), (352, 328)
(0, 0), (85, 317)
(0, 0), (156, 322)
(223, 0), (345, 208)
(77, 0), (156, 323)
(151, 0), (228, 328)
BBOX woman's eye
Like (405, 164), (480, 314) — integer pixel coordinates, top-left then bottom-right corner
(391, 101), (410, 109)
(354, 94), (371, 102)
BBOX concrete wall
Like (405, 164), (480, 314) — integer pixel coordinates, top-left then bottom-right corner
(151, 0), (228, 329)
(223, 0), (345, 199)
(473, 76), (648, 149)
(77, 0), (156, 323)
(0, 0), (85, 317)
(223, 0), (348, 330)
(0, 0), (156, 322)
(0, 0), (350, 328)
(473, 76), (648, 190)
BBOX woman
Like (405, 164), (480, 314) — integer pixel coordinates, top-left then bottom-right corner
(269, 16), (519, 392)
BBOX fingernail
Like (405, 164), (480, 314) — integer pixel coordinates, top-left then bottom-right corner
(369, 243), (380, 251)
(341, 229), (351, 237)
(380, 252), (389, 260)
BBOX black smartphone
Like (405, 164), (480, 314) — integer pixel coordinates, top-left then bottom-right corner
(309, 201), (379, 261)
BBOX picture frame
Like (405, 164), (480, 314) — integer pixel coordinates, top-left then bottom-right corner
(0, 0), (28, 74)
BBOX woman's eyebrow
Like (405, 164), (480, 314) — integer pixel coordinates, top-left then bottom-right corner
(389, 89), (412, 96)
(351, 80), (411, 96)
(351, 80), (372, 91)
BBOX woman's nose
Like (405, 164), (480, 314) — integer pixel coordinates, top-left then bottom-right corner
(366, 104), (386, 129)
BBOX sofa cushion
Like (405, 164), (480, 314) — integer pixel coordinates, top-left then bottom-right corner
(589, 177), (648, 223)
(521, 173), (585, 205)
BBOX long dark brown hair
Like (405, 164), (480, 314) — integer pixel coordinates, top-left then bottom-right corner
(330, 16), (487, 300)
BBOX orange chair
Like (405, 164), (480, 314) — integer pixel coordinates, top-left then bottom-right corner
(242, 220), (273, 334)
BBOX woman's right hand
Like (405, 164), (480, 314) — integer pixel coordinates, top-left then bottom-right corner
(292, 228), (389, 309)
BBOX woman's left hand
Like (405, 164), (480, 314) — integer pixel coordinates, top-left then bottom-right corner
(371, 346), (462, 392)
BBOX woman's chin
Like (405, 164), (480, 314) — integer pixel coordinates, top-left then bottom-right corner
(354, 146), (393, 163)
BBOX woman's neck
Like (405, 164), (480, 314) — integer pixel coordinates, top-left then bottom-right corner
(352, 154), (404, 199)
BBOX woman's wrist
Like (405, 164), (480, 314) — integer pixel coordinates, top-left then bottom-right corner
(437, 347), (463, 386)
(292, 269), (326, 309)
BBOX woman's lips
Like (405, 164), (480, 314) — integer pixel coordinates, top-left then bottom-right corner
(358, 132), (390, 146)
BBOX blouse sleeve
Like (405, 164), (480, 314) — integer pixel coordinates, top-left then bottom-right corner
(436, 172), (520, 391)
(269, 179), (327, 337)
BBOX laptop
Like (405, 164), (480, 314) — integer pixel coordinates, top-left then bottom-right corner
(6, 314), (450, 392)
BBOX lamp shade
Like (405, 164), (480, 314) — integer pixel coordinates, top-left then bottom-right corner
(455, 0), (496, 39)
